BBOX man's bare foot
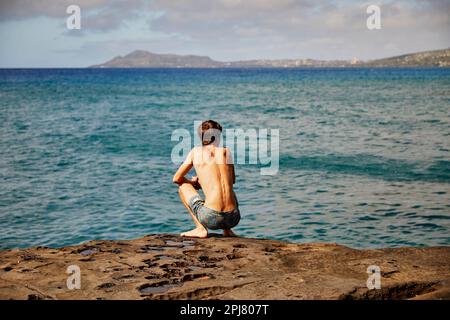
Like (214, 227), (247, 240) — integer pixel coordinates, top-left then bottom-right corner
(181, 227), (208, 238)
(223, 229), (237, 237)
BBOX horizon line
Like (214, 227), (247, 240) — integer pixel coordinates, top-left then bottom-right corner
(1, 47), (449, 69)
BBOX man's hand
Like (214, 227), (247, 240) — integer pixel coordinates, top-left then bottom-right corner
(191, 176), (201, 190)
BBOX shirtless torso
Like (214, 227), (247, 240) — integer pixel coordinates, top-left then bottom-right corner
(191, 145), (237, 212)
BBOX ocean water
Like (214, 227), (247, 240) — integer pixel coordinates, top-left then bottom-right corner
(0, 68), (449, 249)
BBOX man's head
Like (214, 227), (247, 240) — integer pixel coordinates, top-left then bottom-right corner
(198, 120), (222, 146)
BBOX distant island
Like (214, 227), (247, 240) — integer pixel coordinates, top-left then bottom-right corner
(90, 48), (450, 68)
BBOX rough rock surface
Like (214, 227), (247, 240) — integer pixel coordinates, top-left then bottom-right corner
(0, 234), (449, 300)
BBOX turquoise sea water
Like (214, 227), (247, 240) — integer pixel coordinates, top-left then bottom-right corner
(0, 68), (449, 249)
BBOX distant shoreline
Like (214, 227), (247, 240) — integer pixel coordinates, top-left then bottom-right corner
(1, 66), (450, 70)
(89, 48), (450, 68)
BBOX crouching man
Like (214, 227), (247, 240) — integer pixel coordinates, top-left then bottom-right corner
(172, 120), (240, 238)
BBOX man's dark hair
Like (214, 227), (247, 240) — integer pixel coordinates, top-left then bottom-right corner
(198, 120), (222, 146)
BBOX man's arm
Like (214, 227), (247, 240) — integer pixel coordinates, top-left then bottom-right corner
(172, 149), (195, 185)
(226, 147), (236, 184)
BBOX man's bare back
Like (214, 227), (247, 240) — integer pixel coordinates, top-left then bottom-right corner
(191, 145), (237, 212)
(173, 120), (240, 238)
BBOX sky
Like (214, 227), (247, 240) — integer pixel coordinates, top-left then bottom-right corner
(0, 0), (449, 67)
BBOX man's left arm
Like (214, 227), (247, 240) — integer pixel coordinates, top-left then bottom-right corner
(172, 149), (195, 185)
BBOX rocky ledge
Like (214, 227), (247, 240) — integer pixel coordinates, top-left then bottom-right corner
(0, 234), (449, 300)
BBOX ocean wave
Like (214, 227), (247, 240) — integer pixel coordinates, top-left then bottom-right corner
(279, 154), (450, 183)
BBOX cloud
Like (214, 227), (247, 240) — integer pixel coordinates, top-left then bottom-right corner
(0, 0), (150, 32)
(143, 0), (450, 60)
(0, 0), (449, 65)
(0, 0), (106, 19)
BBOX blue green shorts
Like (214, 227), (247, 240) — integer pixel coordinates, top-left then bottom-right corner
(188, 195), (240, 230)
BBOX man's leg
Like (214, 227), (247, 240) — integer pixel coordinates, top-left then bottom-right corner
(178, 183), (208, 238)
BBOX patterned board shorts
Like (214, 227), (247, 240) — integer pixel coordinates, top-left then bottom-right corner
(188, 195), (241, 230)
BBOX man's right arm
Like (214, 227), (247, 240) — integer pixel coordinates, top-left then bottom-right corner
(226, 147), (236, 184)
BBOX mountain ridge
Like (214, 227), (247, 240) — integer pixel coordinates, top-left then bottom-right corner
(90, 48), (450, 68)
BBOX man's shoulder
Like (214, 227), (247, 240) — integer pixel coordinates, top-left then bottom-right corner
(190, 146), (231, 158)
(191, 146), (230, 152)
(215, 147), (232, 156)
(190, 146), (203, 162)
(218, 146), (231, 153)
(190, 146), (201, 154)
